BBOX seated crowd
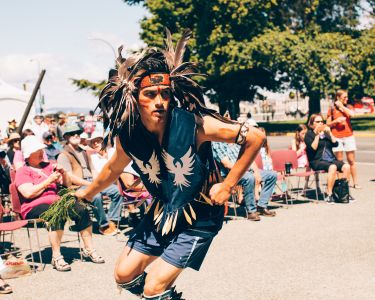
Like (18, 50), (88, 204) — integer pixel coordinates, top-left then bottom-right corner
(0, 101), (358, 293)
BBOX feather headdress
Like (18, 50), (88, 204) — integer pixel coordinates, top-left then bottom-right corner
(98, 28), (232, 146)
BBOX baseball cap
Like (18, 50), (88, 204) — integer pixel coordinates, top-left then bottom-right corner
(62, 123), (83, 137)
(42, 131), (53, 140)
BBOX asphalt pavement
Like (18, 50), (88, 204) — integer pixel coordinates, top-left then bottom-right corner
(4, 135), (375, 300)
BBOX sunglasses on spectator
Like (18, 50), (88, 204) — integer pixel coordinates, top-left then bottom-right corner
(314, 120), (324, 123)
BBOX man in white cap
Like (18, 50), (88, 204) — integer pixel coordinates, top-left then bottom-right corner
(30, 115), (49, 141)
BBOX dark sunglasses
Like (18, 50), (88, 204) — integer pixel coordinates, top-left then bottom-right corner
(314, 120), (324, 123)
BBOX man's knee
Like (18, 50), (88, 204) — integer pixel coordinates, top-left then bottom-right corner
(342, 163), (350, 172)
(264, 171), (277, 184)
(328, 165), (337, 173)
(240, 172), (255, 187)
(114, 264), (137, 283)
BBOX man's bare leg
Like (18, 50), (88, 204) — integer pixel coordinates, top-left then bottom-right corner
(143, 258), (183, 298)
(115, 246), (157, 283)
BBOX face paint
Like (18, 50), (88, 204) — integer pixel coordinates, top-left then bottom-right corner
(138, 85), (171, 125)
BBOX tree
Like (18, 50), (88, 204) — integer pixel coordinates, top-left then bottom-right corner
(72, 0), (374, 116)
(126, 0), (373, 116)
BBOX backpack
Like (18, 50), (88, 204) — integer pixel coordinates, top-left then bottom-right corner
(332, 179), (349, 203)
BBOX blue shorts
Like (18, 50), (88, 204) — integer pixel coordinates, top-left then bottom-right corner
(127, 221), (218, 271)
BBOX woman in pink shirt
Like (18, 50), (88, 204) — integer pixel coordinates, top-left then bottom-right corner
(15, 136), (104, 271)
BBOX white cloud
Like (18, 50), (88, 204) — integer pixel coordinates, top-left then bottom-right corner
(0, 52), (106, 112)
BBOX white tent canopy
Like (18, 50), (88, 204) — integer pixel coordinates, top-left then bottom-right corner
(0, 79), (34, 134)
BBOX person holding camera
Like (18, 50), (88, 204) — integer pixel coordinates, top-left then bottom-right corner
(304, 114), (350, 204)
(327, 90), (359, 188)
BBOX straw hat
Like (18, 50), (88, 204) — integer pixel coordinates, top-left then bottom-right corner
(7, 132), (21, 143)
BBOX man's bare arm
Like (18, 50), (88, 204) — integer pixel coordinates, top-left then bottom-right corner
(75, 137), (131, 201)
(197, 116), (265, 204)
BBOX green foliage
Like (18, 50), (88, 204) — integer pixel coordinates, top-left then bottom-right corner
(125, 0), (373, 116)
(70, 79), (107, 97)
(40, 188), (87, 229)
(74, 0), (374, 116)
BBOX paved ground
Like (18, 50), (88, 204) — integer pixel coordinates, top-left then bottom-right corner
(4, 136), (375, 300)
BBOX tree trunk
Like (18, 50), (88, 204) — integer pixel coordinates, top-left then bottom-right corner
(308, 91), (321, 116)
(218, 98), (228, 115)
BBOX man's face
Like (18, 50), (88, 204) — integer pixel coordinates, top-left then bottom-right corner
(138, 85), (171, 125)
(34, 116), (43, 125)
(67, 133), (81, 146)
(44, 136), (53, 146)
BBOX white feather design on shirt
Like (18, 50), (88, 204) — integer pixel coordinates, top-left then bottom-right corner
(162, 147), (194, 190)
(132, 151), (161, 185)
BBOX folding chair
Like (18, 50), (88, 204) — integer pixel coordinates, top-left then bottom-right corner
(116, 178), (151, 240)
(0, 202), (39, 272)
(270, 150), (299, 205)
(9, 183), (83, 269)
(227, 185), (247, 219)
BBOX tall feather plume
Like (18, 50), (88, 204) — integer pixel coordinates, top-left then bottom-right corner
(162, 28), (235, 124)
(98, 46), (158, 146)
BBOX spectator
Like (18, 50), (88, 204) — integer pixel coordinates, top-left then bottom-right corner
(0, 150), (11, 194)
(88, 132), (113, 174)
(84, 110), (96, 138)
(30, 115), (49, 141)
(327, 90), (360, 188)
(79, 132), (90, 151)
(43, 131), (61, 161)
(94, 115), (104, 136)
(212, 142), (277, 221)
(291, 124), (314, 192)
(56, 114), (67, 142)
(77, 113), (85, 131)
(291, 124), (308, 168)
(15, 135), (104, 271)
(6, 119), (18, 137)
(13, 129), (38, 170)
(304, 114), (350, 203)
(89, 134), (145, 227)
(258, 127), (273, 171)
(6, 132), (21, 165)
(57, 124), (121, 235)
(50, 131), (63, 151)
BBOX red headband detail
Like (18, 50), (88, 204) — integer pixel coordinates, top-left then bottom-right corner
(140, 73), (170, 88)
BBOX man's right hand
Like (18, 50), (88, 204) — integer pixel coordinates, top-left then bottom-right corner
(75, 189), (93, 202)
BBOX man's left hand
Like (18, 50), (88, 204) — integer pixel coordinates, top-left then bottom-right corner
(209, 182), (232, 205)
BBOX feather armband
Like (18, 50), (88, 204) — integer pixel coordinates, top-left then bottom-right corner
(235, 121), (251, 145)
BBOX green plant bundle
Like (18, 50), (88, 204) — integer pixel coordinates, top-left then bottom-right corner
(40, 188), (86, 229)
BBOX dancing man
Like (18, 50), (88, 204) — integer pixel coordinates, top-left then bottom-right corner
(76, 29), (265, 299)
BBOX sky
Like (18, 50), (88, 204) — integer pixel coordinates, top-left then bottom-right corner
(0, 0), (147, 112)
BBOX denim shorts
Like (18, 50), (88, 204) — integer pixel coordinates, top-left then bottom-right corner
(127, 221), (218, 271)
